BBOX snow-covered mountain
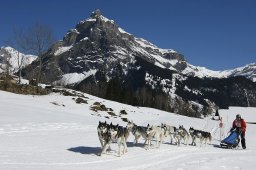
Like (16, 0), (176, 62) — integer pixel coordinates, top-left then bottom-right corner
(21, 10), (256, 117)
(22, 9), (255, 83)
(225, 63), (256, 82)
(22, 9), (186, 83)
(0, 46), (37, 74)
(183, 63), (256, 82)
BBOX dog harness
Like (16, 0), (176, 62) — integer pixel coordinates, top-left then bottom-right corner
(132, 125), (138, 135)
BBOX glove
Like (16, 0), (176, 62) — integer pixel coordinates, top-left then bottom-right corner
(229, 128), (234, 132)
(236, 128), (242, 134)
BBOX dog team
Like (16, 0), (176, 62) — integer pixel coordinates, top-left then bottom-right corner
(97, 120), (212, 156)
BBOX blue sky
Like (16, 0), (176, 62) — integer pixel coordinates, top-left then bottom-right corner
(1, 0), (255, 70)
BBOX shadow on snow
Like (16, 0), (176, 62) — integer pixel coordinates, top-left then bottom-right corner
(67, 146), (101, 155)
(126, 141), (145, 148)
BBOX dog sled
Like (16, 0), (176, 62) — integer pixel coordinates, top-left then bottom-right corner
(220, 129), (241, 149)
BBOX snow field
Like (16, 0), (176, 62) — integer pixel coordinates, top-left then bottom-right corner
(0, 90), (256, 170)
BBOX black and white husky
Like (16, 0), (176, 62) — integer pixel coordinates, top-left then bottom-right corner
(161, 123), (178, 144)
(100, 123), (129, 157)
(97, 121), (111, 149)
(189, 127), (212, 146)
(176, 125), (190, 146)
(146, 124), (165, 149)
(126, 121), (148, 145)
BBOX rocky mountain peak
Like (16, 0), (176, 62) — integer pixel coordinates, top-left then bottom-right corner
(90, 9), (102, 18)
(61, 9), (119, 47)
(35, 10), (193, 83)
(31, 10), (256, 83)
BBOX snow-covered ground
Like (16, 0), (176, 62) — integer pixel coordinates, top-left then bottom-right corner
(0, 90), (255, 170)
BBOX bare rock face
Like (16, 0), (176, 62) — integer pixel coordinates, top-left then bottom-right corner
(63, 29), (79, 46)
(91, 9), (102, 18)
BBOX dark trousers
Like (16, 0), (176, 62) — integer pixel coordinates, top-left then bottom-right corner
(240, 132), (246, 148)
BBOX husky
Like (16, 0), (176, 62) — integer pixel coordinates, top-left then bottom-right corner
(161, 123), (178, 144)
(176, 125), (190, 146)
(100, 123), (128, 157)
(97, 121), (111, 150)
(146, 124), (165, 149)
(126, 121), (148, 145)
(189, 127), (212, 146)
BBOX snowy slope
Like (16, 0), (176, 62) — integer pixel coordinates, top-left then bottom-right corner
(0, 47), (37, 74)
(0, 90), (256, 170)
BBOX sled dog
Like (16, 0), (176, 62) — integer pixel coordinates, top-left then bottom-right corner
(100, 123), (128, 157)
(176, 125), (190, 146)
(161, 123), (178, 144)
(126, 121), (148, 145)
(97, 121), (111, 149)
(146, 124), (165, 149)
(189, 127), (212, 146)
